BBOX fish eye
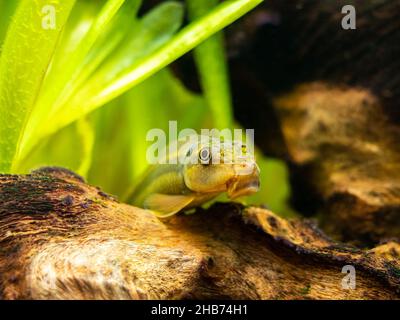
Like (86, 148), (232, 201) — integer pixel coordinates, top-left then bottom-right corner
(199, 147), (211, 165)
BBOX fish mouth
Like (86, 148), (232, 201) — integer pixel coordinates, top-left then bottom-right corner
(226, 169), (260, 199)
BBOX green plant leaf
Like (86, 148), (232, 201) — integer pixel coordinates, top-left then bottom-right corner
(81, 0), (263, 111)
(63, 1), (185, 126)
(18, 0), (136, 167)
(16, 0), (182, 168)
(187, 0), (233, 129)
(17, 118), (94, 178)
(0, 0), (19, 54)
(41, 0), (138, 117)
(81, 1), (184, 98)
(63, 0), (142, 108)
(0, 0), (76, 173)
(15, 0), (262, 166)
(75, 116), (95, 177)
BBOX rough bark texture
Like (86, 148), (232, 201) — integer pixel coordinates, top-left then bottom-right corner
(273, 84), (400, 246)
(0, 168), (399, 300)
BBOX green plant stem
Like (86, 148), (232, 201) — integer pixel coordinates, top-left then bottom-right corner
(76, 117), (94, 178)
(187, 0), (233, 129)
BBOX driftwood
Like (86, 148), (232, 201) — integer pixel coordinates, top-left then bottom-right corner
(273, 84), (400, 246)
(220, 0), (400, 246)
(0, 168), (399, 299)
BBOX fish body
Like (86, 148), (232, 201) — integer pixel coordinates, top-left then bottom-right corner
(127, 135), (260, 217)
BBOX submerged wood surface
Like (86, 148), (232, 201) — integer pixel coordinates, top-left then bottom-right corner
(0, 168), (399, 299)
(222, 0), (400, 246)
(273, 84), (400, 246)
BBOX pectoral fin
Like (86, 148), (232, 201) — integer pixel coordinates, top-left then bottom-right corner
(143, 193), (195, 218)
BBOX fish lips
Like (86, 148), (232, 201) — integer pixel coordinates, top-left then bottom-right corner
(226, 168), (260, 199)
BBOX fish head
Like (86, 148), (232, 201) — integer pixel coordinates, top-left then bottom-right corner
(181, 135), (260, 198)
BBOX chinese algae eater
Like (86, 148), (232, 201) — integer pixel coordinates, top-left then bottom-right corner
(127, 135), (260, 217)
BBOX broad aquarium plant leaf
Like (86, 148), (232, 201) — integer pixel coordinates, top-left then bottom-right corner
(19, 0), (139, 165)
(0, 0), (19, 55)
(0, 0), (76, 172)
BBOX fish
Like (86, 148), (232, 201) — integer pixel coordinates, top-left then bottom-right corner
(126, 135), (260, 217)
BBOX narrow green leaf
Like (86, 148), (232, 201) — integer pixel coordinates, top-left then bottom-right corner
(18, 1), (184, 165)
(76, 117), (95, 177)
(21, 0), (262, 153)
(81, 1), (183, 97)
(45, 0), (137, 116)
(0, 0), (19, 54)
(33, 0), (112, 117)
(18, 0), (134, 166)
(187, 0), (233, 129)
(0, 0), (76, 173)
(84, 0), (263, 110)
(60, 1), (185, 129)
(65, 0), (142, 106)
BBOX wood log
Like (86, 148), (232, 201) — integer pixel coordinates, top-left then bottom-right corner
(0, 168), (399, 299)
(223, 0), (400, 245)
(273, 83), (400, 246)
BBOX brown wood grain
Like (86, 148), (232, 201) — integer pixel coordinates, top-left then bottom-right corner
(0, 168), (398, 299)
